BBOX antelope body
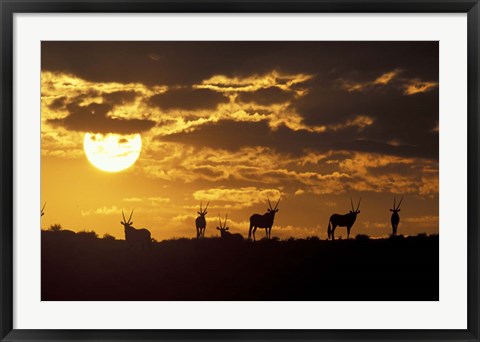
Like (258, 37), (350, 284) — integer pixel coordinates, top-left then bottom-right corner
(195, 201), (209, 238)
(390, 196), (403, 236)
(121, 210), (151, 248)
(327, 198), (361, 240)
(248, 198), (280, 241)
(217, 213), (243, 242)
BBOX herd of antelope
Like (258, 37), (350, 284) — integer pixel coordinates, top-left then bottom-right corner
(41, 196), (405, 246)
(193, 196), (403, 242)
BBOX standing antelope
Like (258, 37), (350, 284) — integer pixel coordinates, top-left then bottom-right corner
(327, 198), (361, 240)
(217, 213), (243, 242)
(390, 196), (403, 236)
(41, 202), (46, 217)
(195, 201), (209, 238)
(120, 209), (152, 248)
(248, 198), (280, 241)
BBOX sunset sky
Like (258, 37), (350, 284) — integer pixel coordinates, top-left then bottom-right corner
(41, 41), (439, 240)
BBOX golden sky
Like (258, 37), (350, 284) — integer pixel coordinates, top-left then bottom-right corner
(41, 42), (439, 240)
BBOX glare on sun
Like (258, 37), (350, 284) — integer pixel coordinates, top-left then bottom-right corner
(83, 133), (142, 172)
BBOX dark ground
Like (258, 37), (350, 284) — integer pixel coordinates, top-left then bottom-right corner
(42, 230), (439, 301)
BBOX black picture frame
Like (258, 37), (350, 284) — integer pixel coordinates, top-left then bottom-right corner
(1, 1), (479, 341)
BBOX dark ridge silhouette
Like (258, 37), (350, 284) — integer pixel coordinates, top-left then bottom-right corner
(327, 198), (361, 240)
(248, 198), (280, 241)
(216, 213), (244, 242)
(120, 209), (151, 248)
(195, 201), (209, 239)
(41, 230), (439, 301)
(390, 196), (403, 236)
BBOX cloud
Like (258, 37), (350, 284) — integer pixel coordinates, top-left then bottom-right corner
(237, 86), (294, 105)
(48, 102), (156, 134)
(48, 96), (68, 110)
(148, 53), (162, 62)
(193, 187), (282, 209)
(404, 80), (438, 95)
(139, 139), (438, 198)
(291, 80), (438, 159)
(329, 115), (375, 131)
(160, 118), (436, 160)
(103, 91), (138, 105)
(404, 215), (438, 223)
(197, 71), (313, 95)
(42, 41), (438, 87)
(41, 129), (84, 158)
(404, 215), (439, 229)
(374, 71), (400, 85)
(363, 221), (388, 229)
(418, 176), (439, 197)
(337, 152), (438, 196)
(337, 70), (401, 92)
(81, 206), (119, 216)
(41, 50), (438, 161)
(123, 197), (171, 205)
(149, 87), (229, 111)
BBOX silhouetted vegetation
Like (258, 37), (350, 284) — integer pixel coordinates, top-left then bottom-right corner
(42, 229), (439, 301)
(49, 223), (62, 232)
(77, 230), (98, 239)
(102, 233), (116, 241)
(355, 234), (370, 241)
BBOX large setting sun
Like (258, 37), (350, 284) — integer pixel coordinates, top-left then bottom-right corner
(83, 133), (142, 172)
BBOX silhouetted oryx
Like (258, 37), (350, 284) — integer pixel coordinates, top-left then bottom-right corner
(327, 198), (361, 240)
(120, 209), (152, 248)
(217, 213), (243, 242)
(390, 196), (403, 236)
(41, 202), (46, 217)
(195, 201), (209, 238)
(248, 198), (280, 241)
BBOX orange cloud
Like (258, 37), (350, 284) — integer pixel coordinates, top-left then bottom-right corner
(195, 70), (313, 95)
(404, 215), (439, 229)
(404, 80), (438, 95)
(138, 142), (438, 198)
(193, 187), (282, 209)
(338, 70), (400, 92)
(329, 115), (374, 131)
(374, 70), (400, 85)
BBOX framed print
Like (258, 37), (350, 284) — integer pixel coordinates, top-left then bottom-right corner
(1, 1), (479, 341)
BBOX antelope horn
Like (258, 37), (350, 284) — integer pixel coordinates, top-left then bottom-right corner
(356, 198), (362, 211)
(41, 202), (46, 212)
(393, 196), (396, 209)
(200, 201), (202, 212)
(350, 198), (354, 211)
(274, 198), (280, 210)
(203, 201), (209, 214)
(267, 197), (272, 210)
(224, 213), (228, 228)
(128, 209), (134, 223)
(122, 209), (126, 222)
(218, 213), (222, 227)
(396, 196), (403, 210)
